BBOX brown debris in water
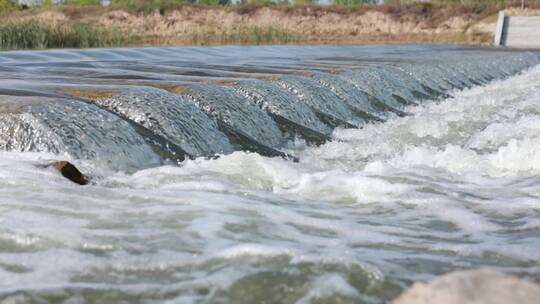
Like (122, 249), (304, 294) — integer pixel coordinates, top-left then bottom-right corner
(51, 161), (90, 185)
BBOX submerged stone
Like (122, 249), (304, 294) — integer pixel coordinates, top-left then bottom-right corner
(51, 161), (89, 185)
(393, 269), (540, 304)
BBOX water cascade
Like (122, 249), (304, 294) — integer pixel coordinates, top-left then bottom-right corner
(1, 45), (540, 303)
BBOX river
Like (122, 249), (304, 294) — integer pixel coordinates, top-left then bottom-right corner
(0, 45), (539, 303)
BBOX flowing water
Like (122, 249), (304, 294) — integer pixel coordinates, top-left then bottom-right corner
(0, 45), (540, 303)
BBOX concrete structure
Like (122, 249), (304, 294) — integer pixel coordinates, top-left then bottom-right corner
(495, 11), (540, 47)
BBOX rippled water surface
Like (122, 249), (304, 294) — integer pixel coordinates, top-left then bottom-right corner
(1, 45), (540, 303)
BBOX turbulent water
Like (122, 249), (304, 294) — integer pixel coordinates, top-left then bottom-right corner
(1, 45), (540, 303)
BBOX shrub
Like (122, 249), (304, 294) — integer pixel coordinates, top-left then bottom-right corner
(0, 21), (126, 50)
(0, 0), (16, 14)
(191, 25), (298, 45)
(65, 0), (102, 5)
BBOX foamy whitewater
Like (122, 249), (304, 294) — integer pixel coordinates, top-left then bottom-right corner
(1, 49), (540, 303)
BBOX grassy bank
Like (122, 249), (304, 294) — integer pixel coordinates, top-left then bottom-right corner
(0, 22), (125, 49)
(1, 1), (537, 50)
(4, 0), (533, 15)
(0, 19), (297, 49)
(191, 26), (297, 45)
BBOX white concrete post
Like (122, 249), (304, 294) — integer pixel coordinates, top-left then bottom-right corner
(494, 11), (506, 46)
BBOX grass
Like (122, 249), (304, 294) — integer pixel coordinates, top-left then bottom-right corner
(0, 21), (126, 50)
(0, 0), (15, 13)
(2, 0), (536, 17)
(110, 0), (217, 14)
(191, 26), (298, 45)
(0, 0), (535, 50)
(43, 0), (102, 6)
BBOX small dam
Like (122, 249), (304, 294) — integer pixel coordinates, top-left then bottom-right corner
(1, 45), (540, 303)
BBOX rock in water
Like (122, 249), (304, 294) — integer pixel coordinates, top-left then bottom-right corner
(393, 269), (540, 304)
(51, 161), (89, 185)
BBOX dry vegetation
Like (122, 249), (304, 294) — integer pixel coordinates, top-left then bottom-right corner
(1, 1), (539, 49)
(56, 89), (118, 100)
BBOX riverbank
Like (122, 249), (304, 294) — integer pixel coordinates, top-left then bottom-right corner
(2, 3), (538, 49)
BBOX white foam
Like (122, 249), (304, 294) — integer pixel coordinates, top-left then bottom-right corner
(296, 274), (361, 304)
(2, 63), (540, 301)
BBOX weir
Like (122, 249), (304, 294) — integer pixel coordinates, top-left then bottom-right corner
(0, 46), (538, 169)
(2, 45), (540, 304)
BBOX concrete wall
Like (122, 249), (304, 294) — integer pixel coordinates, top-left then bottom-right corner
(495, 11), (540, 48)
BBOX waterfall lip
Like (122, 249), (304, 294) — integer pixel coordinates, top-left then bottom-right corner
(277, 75), (361, 127)
(233, 79), (332, 138)
(57, 85), (235, 159)
(0, 95), (162, 171)
(0, 47), (538, 171)
(184, 83), (285, 149)
(310, 71), (387, 122)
